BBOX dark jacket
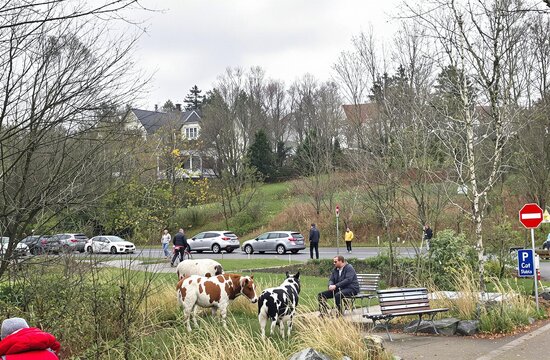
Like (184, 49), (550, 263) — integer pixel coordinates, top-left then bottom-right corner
(173, 232), (188, 247)
(424, 227), (433, 240)
(0, 327), (60, 359)
(309, 227), (320, 243)
(328, 263), (359, 293)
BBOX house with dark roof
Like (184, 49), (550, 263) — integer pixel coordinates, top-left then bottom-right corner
(123, 105), (212, 179)
(124, 106), (201, 140)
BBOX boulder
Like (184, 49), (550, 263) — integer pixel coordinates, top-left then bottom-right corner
(288, 348), (331, 360)
(456, 320), (479, 336)
(404, 318), (459, 335)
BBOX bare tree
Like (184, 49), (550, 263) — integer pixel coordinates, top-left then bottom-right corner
(406, 0), (535, 290)
(0, 0), (147, 276)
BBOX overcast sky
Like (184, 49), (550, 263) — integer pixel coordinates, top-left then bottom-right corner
(132, 0), (401, 110)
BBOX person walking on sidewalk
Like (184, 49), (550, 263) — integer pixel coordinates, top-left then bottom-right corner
(161, 229), (171, 259)
(309, 223), (320, 259)
(344, 227), (354, 253)
(171, 228), (188, 267)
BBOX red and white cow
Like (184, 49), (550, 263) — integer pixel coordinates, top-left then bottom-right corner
(177, 273), (258, 331)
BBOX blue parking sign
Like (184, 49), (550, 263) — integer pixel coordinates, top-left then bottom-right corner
(518, 249), (534, 277)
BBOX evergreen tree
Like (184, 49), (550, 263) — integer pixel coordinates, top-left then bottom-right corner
(247, 130), (275, 181)
(184, 85), (205, 111)
(162, 99), (176, 112)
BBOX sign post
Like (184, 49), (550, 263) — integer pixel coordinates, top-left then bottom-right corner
(519, 203), (544, 312)
(335, 205), (340, 255)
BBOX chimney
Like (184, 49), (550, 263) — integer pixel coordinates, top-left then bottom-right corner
(154, 104), (158, 112)
(175, 103), (182, 112)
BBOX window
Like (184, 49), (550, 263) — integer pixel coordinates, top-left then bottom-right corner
(185, 127), (198, 139)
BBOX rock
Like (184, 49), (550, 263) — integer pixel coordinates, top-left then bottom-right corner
(540, 291), (550, 300)
(456, 320), (479, 336)
(288, 348), (331, 360)
(404, 318), (459, 335)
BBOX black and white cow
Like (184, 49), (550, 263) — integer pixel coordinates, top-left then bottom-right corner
(258, 272), (300, 338)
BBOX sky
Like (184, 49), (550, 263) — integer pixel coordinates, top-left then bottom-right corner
(131, 0), (401, 110)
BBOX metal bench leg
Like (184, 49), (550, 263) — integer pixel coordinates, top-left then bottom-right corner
(428, 313), (439, 335)
(384, 318), (393, 341)
(414, 314), (423, 335)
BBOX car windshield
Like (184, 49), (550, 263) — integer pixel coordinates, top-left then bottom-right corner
(105, 236), (125, 242)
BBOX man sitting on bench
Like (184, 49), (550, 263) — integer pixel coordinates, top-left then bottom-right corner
(318, 255), (359, 316)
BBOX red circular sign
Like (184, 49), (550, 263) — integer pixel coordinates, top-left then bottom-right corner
(335, 205), (340, 215)
(519, 203), (543, 229)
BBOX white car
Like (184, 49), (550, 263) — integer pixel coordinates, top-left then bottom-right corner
(1, 237), (29, 257)
(85, 235), (135, 254)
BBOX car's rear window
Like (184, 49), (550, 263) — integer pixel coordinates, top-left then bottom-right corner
(223, 232), (237, 238)
(74, 234), (88, 239)
(291, 233), (304, 239)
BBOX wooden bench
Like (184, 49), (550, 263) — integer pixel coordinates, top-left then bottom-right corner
(345, 273), (380, 314)
(363, 287), (449, 341)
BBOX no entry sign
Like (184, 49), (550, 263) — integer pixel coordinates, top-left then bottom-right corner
(519, 203), (543, 229)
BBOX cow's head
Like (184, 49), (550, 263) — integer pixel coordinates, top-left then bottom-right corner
(284, 271), (301, 293)
(214, 264), (224, 276)
(240, 275), (258, 303)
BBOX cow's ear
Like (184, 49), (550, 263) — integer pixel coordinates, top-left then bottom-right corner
(295, 271), (300, 280)
(250, 274), (254, 280)
(285, 271), (290, 278)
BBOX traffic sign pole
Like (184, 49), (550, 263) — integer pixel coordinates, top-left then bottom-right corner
(531, 228), (539, 311)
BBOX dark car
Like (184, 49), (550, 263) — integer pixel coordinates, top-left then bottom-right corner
(19, 235), (62, 255)
(49, 233), (88, 253)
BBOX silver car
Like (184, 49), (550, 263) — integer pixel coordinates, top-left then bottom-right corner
(241, 231), (306, 255)
(187, 231), (240, 254)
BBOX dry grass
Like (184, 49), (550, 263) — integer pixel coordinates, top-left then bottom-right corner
(294, 316), (390, 360)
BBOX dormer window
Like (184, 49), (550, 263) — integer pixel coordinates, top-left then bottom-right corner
(185, 127), (198, 139)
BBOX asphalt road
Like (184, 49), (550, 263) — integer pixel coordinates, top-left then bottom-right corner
(128, 246), (423, 262)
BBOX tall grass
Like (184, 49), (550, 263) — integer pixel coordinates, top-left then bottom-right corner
(434, 265), (544, 334)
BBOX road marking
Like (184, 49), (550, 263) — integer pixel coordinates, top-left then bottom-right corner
(521, 213), (542, 219)
(476, 321), (550, 360)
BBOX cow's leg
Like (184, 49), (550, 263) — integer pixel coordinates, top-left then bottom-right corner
(191, 305), (199, 328)
(279, 319), (285, 337)
(183, 302), (193, 332)
(258, 313), (268, 338)
(270, 316), (278, 337)
(287, 314), (294, 337)
(220, 305), (228, 328)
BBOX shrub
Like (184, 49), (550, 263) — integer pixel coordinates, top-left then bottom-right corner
(428, 229), (477, 290)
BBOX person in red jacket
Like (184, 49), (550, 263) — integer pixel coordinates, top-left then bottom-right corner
(0, 317), (60, 359)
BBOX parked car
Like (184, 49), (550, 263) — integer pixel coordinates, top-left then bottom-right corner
(1, 237), (29, 258)
(187, 231), (240, 254)
(241, 231), (306, 255)
(84, 236), (136, 254)
(49, 233), (88, 253)
(19, 235), (62, 255)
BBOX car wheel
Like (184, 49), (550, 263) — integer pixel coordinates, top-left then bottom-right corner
(276, 245), (286, 255)
(291, 250), (299, 254)
(225, 248), (234, 253)
(87, 247), (93, 254)
(212, 244), (221, 254)
(244, 245), (253, 255)
(110, 246), (117, 254)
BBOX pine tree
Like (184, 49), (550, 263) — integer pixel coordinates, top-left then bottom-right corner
(184, 85), (204, 111)
(247, 130), (275, 181)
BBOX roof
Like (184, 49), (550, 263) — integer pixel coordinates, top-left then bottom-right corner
(129, 109), (201, 135)
(342, 103), (381, 124)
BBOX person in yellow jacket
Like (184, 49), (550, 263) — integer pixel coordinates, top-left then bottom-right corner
(344, 227), (354, 253)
